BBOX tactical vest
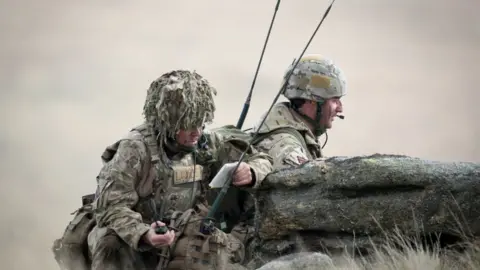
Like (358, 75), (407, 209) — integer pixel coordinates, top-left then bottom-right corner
(100, 123), (216, 224)
(53, 123), (252, 270)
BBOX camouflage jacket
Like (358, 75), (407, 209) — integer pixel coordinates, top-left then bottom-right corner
(92, 123), (273, 251)
(251, 102), (322, 185)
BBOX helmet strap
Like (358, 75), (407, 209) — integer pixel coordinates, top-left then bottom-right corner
(313, 101), (325, 136)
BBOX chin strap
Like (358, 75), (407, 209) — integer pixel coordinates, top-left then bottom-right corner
(312, 101), (326, 136)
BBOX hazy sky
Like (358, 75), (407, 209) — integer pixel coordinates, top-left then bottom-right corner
(1, 0), (479, 269)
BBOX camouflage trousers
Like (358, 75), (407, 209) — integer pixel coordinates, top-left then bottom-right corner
(88, 228), (249, 270)
(87, 208), (249, 270)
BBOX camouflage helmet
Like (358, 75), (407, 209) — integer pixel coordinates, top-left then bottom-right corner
(142, 70), (217, 142)
(281, 54), (346, 102)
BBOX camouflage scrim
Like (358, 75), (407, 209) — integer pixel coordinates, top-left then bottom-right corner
(281, 54), (347, 101)
(142, 70), (217, 144)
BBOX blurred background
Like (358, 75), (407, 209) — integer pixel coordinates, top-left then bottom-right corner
(1, 0), (479, 269)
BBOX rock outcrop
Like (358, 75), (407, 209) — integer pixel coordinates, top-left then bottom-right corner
(248, 154), (480, 268)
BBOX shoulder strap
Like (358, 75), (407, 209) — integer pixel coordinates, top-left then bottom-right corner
(210, 124), (255, 153)
(99, 123), (160, 198)
(132, 124), (161, 198)
(132, 124), (160, 163)
(211, 124), (308, 155)
(251, 126), (309, 152)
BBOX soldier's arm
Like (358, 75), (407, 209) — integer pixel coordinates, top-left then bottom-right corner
(94, 139), (151, 251)
(244, 151), (274, 189)
(207, 131), (274, 189)
(255, 132), (310, 173)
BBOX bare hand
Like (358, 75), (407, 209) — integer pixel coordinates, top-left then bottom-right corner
(232, 162), (253, 186)
(142, 222), (175, 248)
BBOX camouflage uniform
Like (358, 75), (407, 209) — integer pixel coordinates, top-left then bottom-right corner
(252, 54), (347, 174)
(53, 70), (273, 270)
(244, 55), (347, 269)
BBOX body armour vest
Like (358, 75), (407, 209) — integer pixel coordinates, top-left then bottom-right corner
(100, 123), (217, 225)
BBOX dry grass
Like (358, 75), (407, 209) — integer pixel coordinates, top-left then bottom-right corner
(328, 231), (480, 270)
(257, 210), (480, 270)
(327, 203), (480, 270)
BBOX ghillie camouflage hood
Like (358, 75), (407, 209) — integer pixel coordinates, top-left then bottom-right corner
(142, 70), (217, 145)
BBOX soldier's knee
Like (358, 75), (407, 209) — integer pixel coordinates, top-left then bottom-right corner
(91, 234), (141, 270)
(52, 237), (91, 270)
(94, 234), (126, 258)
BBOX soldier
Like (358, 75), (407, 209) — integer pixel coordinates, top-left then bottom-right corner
(216, 54), (347, 266)
(250, 53), (346, 175)
(52, 69), (273, 270)
(241, 54), (347, 269)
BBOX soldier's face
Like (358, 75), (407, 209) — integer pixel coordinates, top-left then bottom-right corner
(175, 127), (203, 147)
(319, 98), (343, 129)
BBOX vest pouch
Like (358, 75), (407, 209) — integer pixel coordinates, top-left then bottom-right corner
(63, 204), (96, 245)
(165, 206), (245, 270)
(52, 204), (96, 270)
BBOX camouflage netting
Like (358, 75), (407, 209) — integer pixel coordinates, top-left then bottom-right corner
(142, 69), (217, 144)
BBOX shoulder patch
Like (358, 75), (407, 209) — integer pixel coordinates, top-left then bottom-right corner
(282, 147), (310, 166)
(172, 165), (204, 185)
